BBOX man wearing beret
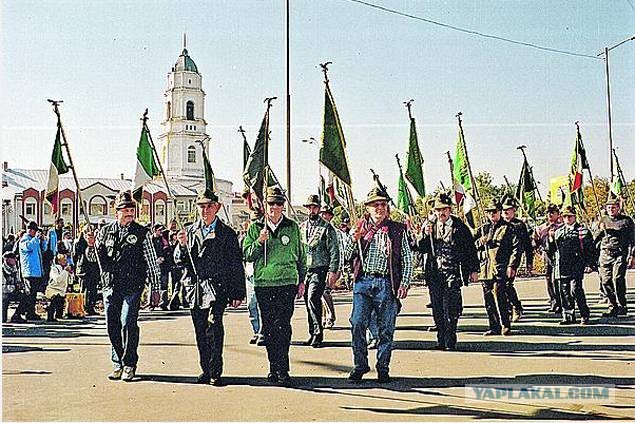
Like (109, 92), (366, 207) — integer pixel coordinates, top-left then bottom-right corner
(594, 196), (635, 317)
(475, 199), (521, 336)
(87, 190), (161, 382)
(299, 195), (339, 348)
(344, 187), (413, 383)
(418, 193), (479, 350)
(175, 187), (246, 386)
(547, 206), (595, 325)
(243, 186), (306, 386)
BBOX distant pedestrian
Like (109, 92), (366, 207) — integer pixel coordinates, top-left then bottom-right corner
(17, 221), (48, 321)
(45, 254), (71, 322)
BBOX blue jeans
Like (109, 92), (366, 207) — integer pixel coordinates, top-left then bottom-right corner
(103, 287), (142, 368)
(350, 276), (398, 373)
(246, 275), (260, 335)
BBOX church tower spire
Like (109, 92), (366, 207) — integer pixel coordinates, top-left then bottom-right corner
(158, 37), (208, 181)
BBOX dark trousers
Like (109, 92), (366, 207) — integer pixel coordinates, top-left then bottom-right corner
(482, 278), (510, 332)
(304, 267), (327, 338)
(255, 284), (297, 374)
(79, 274), (99, 313)
(103, 287), (142, 368)
(47, 294), (65, 320)
(507, 277), (523, 312)
(545, 263), (561, 308)
(16, 276), (43, 318)
(168, 267), (186, 310)
(190, 298), (228, 378)
(428, 272), (462, 348)
(559, 276), (590, 321)
(599, 254), (628, 309)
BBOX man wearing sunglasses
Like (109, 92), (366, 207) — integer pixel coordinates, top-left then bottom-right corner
(175, 187), (246, 386)
(243, 186), (306, 386)
(345, 187), (413, 384)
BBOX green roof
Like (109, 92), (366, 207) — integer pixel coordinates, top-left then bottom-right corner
(178, 48), (198, 73)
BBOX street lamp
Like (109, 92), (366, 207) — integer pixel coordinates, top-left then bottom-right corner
(598, 34), (635, 179)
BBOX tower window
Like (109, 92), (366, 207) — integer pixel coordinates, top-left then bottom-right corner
(166, 101), (171, 119)
(186, 101), (194, 120)
(187, 146), (196, 163)
(188, 79), (192, 84)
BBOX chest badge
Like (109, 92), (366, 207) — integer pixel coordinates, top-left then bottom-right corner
(281, 235), (290, 246)
(207, 231), (216, 239)
(126, 234), (138, 244)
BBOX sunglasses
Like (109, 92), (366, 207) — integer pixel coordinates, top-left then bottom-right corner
(267, 201), (284, 207)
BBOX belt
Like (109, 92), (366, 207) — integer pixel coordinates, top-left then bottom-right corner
(361, 271), (389, 279)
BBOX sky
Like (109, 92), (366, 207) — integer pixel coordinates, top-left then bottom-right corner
(1, 0), (633, 205)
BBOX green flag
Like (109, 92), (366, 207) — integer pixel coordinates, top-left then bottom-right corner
(45, 126), (70, 215)
(397, 169), (413, 214)
(452, 126), (476, 215)
(200, 144), (217, 194)
(610, 150), (625, 197)
(319, 84), (351, 186)
(133, 125), (160, 202)
(515, 158), (537, 217)
(405, 117), (425, 197)
(243, 109), (272, 202)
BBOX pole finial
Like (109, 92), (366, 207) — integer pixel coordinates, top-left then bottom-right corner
(319, 61), (332, 84)
(403, 99), (414, 119)
(183, 33), (187, 50)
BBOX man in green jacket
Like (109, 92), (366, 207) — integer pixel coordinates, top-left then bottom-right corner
(242, 186), (306, 386)
(300, 195), (339, 348)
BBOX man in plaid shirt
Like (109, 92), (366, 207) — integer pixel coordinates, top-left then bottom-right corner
(344, 187), (412, 384)
(87, 190), (161, 382)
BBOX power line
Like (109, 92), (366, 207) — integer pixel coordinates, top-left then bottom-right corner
(344, 0), (602, 60)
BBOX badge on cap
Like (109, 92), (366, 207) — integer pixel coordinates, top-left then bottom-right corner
(281, 235), (290, 246)
(126, 234), (138, 244)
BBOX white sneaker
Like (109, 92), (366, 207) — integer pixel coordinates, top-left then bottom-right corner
(107, 367), (123, 380)
(121, 366), (136, 382)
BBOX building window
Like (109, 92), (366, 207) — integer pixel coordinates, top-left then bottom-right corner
(154, 200), (166, 225)
(43, 203), (51, 216)
(61, 201), (72, 217)
(141, 199), (150, 218)
(188, 79), (192, 84)
(186, 101), (194, 120)
(187, 146), (196, 163)
(166, 101), (171, 119)
(176, 200), (187, 212)
(89, 196), (107, 216)
(25, 201), (37, 217)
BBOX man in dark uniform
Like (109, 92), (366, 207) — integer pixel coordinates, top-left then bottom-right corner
(299, 195), (339, 348)
(501, 196), (534, 322)
(475, 199), (521, 336)
(87, 191), (161, 382)
(595, 196), (635, 317)
(73, 225), (101, 315)
(547, 206), (595, 325)
(417, 193), (479, 350)
(151, 224), (171, 310)
(175, 188), (246, 386)
(533, 204), (564, 313)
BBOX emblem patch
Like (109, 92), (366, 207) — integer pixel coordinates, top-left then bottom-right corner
(281, 235), (290, 245)
(126, 234), (138, 244)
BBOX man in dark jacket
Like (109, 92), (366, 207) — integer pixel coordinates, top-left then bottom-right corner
(594, 196), (635, 317)
(418, 193), (479, 351)
(547, 206), (594, 325)
(88, 190), (161, 382)
(175, 188), (246, 386)
(501, 196), (533, 322)
(475, 199), (521, 336)
(73, 226), (101, 316)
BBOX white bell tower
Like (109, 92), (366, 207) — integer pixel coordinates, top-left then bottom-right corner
(158, 34), (209, 181)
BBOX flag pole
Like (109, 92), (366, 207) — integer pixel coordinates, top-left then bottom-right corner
(613, 149), (635, 212)
(575, 122), (602, 220)
(445, 150), (465, 221)
(47, 99), (103, 274)
(141, 109), (210, 307)
(263, 97), (277, 265)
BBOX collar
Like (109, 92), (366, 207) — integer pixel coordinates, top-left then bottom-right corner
(267, 216), (283, 232)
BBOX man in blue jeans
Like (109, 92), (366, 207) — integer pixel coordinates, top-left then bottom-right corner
(344, 187), (413, 383)
(87, 191), (161, 382)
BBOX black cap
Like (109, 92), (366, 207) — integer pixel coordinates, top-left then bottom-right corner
(303, 194), (321, 208)
(114, 190), (136, 210)
(27, 221), (39, 231)
(546, 203), (560, 213)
